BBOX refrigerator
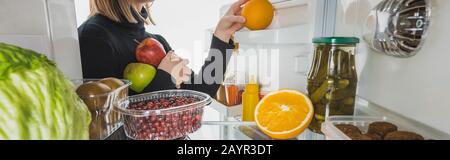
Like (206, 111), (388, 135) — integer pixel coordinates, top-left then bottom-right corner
(0, 0), (82, 79)
(1, 0), (449, 140)
(220, 0), (450, 139)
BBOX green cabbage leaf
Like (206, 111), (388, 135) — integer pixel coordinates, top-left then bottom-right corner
(0, 43), (91, 140)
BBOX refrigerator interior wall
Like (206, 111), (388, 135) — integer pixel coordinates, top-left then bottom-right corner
(225, 0), (325, 93)
(334, 0), (450, 134)
(0, 0), (82, 79)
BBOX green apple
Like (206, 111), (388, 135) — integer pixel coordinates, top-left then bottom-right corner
(124, 63), (157, 93)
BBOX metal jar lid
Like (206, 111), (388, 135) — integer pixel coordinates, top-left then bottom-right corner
(313, 37), (360, 44)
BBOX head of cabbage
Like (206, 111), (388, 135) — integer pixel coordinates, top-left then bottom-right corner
(0, 43), (91, 140)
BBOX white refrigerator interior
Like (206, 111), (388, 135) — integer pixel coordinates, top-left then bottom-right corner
(223, 0), (450, 136)
(224, 0), (321, 93)
(333, 0), (450, 134)
(0, 0), (82, 79)
(0, 0), (449, 138)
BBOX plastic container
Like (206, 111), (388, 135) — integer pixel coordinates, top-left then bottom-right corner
(115, 90), (212, 140)
(72, 79), (131, 140)
(321, 116), (432, 140)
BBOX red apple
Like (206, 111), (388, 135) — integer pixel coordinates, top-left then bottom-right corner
(136, 38), (167, 67)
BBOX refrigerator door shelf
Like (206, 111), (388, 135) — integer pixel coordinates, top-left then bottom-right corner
(235, 25), (311, 44)
(221, 0), (311, 30)
(225, 0), (317, 94)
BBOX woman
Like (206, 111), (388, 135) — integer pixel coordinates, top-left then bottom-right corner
(78, 0), (247, 97)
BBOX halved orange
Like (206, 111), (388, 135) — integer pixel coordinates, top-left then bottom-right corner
(255, 90), (314, 139)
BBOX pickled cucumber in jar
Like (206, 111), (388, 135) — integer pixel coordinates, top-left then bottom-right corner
(307, 37), (359, 133)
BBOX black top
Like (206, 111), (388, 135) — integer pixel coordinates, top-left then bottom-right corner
(78, 12), (234, 97)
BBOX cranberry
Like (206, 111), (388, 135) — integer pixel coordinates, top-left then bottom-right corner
(195, 114), (202, 121)
(162, 102), (170, 108)
(151, 116), (157, 122)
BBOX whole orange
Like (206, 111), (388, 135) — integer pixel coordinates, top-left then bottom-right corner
(241, 0), (275, 30)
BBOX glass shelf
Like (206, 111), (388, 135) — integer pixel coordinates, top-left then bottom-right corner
(107, 97), (450, 140)
(107, 105), (325, 140)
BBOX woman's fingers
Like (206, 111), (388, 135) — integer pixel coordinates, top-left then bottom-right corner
(164, 51), (173, 60)
(182, 66), (192, 76)
(228, 23), (245, 33)
(214, 0), (249, 42)
(224, 15), (246, 24)
(170, 58), (192, 86)
(170, 52), (182, 62)
(158, 51), (193, 87)
(180, 67), (192, 85)
(222, 16), (246, 33)
(227, 0), (249, 15)
(236, 8), (243, 16)
(181, 74), (191, 82)
(181, 58), (190, 66)
(177, 59), (191, 76)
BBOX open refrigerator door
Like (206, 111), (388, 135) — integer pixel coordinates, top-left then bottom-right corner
(208, 0), (450, 140)
(0, 0), (82, 79)
(1, 0), (450, 141)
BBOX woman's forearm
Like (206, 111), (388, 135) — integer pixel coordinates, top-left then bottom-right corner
(181, 36), (234, 97)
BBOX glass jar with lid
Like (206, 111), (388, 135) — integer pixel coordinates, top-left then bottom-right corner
(307, 37), (360, 133)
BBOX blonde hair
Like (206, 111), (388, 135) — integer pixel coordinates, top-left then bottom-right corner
(89, 0), (155, 25)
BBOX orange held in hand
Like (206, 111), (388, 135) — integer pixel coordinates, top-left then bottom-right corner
(241, 0), (275, 30)
(255, 90), (314, 140)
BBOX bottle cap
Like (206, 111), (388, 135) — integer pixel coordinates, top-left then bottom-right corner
(245, 75), (259, 93)
(313, 37), (360, 44)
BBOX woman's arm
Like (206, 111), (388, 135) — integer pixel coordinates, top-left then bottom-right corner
(149, 34), (234, 97)
(180, 36), (234, 97)
(181, 0), (247, 97)
(145, 0), (247, 97)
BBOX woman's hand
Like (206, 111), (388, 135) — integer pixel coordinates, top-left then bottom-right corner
(214, 0), (249, 43)
(158, 51), (192, 88)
